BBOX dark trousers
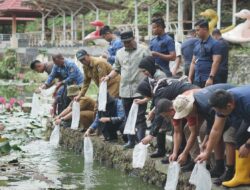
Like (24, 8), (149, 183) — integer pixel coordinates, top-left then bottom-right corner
(122, 98), (147, 145)
(102, 123), (119, 140)
(56, 85), (71, 114)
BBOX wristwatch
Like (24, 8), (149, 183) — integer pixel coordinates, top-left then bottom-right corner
(245, 143), (250, 149)
(209, 75), (214, 80)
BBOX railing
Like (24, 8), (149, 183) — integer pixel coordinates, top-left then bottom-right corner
(0, 34), (11, 41)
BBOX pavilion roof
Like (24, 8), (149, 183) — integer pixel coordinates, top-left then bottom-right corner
(0, 0), (41, 17)
(21, 0), (126, 16)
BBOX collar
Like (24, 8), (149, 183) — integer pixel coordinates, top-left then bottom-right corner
(200, 35), (211, 43)
(157, 33), (167, 40)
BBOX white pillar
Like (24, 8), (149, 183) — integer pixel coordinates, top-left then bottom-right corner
(63, 11), (66, 46)
(166, 0), (170, 31)
(147, 5), (152, 39)
(96, 8), (99, 20)
(217, 0), (221, 29)
(52, 17), (55, 42)
(82, 15), (85, 40)
(41, 13), (45, 42)
(177, 0), (184, 41)
(134, 0), (139, 43)
(71, 11), (74, 43)
(108, 11), (111, 25)
(232, 0), (237, 25)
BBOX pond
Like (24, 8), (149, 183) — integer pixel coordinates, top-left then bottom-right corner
(0, 81), (160, 190)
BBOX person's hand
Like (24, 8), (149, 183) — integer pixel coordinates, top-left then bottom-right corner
(177, 152), (188, 165)
(141, 135), (154, 145)
(41, 84), (47, 89)
(99, 117), (110, 123)
(151, 51), (159, 57)
(239, 144), (250, 158)
(147, 110), (155, 121)
(134, 98), (147, 105)
(101, 75), (110, 82)
(195, 151), (209, 162)
(205, 78), (213, 87)
(35, 87), (42, 93)
(56, 81), (63, 88)
(55, 118), (62, 125)
(169, 153), (178, 162)
(84, 128), (91, 137)
(172, 69), (177, 76)
(74, 94), (81, 102)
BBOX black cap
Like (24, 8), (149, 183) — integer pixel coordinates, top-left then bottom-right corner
(120, 31), (134, 42)
(76, 49), (88, 60)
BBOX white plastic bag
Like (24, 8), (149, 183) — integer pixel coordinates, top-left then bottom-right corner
(98, 81), (107, 111)
(123, 102), (138, 135)
(164, 162), (180, 190)
(50, 125), (60, 147)
(71, 101), (80, 130)
(132, 142), (149, 168)
(41, 85), (57, 97)
(84, 137), (93, 163)
(189, 162), (212, 190)
(31, 93), (42, 117)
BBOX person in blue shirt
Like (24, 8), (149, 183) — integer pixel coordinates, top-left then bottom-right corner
(181, 29), (199, 76)
(196, 86), (250, 187)
(188, 19), (222, 88)
(100, 25), (123, 65)
(84, 93), (126, 142)
(42, 54), (84, 114)
(150, 18), (176, 77)
(212, 29), (229, 83)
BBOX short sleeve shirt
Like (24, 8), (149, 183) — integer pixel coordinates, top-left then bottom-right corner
(181, 37), (199, 65)
(193, 35), (221, 82)
(150, 33), (175, 76)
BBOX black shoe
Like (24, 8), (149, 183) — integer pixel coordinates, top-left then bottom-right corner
(213, 167), (235, 186)
(210, 166), (225, 178)
(150, 151), (165, 158)
(123, 142), (135, 149)
(181, 161), (195, 172)
(161, 155), (170, 164)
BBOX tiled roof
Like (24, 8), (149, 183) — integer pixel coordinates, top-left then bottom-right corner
(0, 0), (32, 11)
(0, 16), (35, 20)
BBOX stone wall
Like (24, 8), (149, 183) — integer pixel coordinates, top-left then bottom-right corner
(59, 128), (249, 190)
(228, 50), (250, 85)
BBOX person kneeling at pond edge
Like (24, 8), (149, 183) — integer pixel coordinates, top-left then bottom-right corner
(84, 93), (126, 142)
(54, 85), (95, 130)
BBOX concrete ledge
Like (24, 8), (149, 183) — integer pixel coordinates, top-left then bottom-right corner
(59, 128), (249, 190)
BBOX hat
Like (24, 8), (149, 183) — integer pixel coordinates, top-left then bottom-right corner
(120, 31), (134, 42)
(76, 49), (87, 61)
(67, 85), (80, 97)
(173, 95), (195, 119)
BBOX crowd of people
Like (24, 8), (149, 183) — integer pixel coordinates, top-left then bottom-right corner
(30, 17), (250, 188)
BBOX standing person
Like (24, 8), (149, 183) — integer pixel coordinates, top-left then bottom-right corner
(100, 25), (123, 65)
(102, 31), (151, 149)
(212, 29), (229, 83)
(75, 50), (120, 100)
(188, 19), (222, 88)
(168, 33), (183, 78)
(42, 54), (84, 114)
(181, 29), (199, 76)
(196, 86), (250, 187)
(150, 18), (176, 77)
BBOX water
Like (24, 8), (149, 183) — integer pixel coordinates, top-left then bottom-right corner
(0, 81), (160, 190)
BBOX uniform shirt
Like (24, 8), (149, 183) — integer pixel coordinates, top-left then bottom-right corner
(193, 35), (221, 82)
(217, 37), (229, 73)
(45, 59), (84, 86)
(221, 86), (250, 126)
(107, 38), (123, 65)
(90, 99), (125, 130)
(150, 33), (176, 77)
(181, 37), (199, 66)
(113, 44), (151, 98)
(80, 56), (120, 97)
(194, 83), (234, 133)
